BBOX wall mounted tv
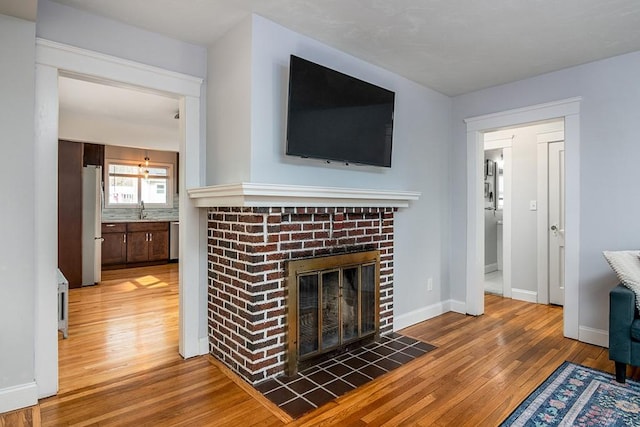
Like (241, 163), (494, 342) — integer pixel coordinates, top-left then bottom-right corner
(286, 55), (395, 168)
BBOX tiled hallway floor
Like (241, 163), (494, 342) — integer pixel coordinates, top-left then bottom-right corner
(255, 333), (436, 418)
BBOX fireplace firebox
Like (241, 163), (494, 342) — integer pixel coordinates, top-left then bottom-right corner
(287, 251), (380, 375)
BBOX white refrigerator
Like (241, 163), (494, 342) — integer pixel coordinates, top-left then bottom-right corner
(82, 166), (102, 286)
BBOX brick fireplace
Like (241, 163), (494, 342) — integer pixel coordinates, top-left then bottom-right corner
(190, 183), (419, 385)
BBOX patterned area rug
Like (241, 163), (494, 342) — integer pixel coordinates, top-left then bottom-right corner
(501, 362), (640, 426)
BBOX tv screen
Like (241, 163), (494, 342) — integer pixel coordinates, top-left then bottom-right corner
(286, 55), (395, 168)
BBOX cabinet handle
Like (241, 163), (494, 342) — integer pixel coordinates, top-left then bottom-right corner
(123, 234), (126, 243)
(149, 233), (153, 242)
(106, 224), (116, 227)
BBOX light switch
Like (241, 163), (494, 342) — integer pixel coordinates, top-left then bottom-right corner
(529, 200), (537, 211)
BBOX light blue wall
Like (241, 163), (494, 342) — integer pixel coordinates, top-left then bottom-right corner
(0, 13), (36, 409)
(451, 50), (640, 332)
(36, 0), (206, 78)
(204, 15), (453, 320)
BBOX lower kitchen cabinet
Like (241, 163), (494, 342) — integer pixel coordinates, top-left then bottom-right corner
(126, 222), (169, 264)
(102, 221), (169, 268)
(101, 223), (127, 266)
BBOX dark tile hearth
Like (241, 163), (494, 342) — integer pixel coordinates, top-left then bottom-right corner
(256, 333), (436, 419)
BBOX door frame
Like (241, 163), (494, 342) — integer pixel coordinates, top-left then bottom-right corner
(34, 39), (206, 397)
(464, 97), (581, 340)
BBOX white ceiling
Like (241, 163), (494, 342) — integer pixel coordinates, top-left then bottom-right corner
(58, 76), (178, 126)
(57, 76), (179, 150)
(50, 0), (640, 96)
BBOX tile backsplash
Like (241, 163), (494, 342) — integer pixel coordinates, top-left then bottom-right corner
(102, 196), (179, 222)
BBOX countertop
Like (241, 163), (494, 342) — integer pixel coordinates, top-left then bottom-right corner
(102, 219), (178, 223)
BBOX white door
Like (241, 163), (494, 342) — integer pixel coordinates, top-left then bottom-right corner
(549, 141), (565, 305)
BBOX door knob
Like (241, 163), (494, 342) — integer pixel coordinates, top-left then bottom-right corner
(550, 224), (558, 236)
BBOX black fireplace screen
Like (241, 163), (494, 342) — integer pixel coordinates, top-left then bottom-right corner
(295, 255), (379, 362)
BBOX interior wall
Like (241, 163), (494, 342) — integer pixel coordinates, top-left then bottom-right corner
(451, 49), (640, 337)
(34, 1), (209, 396)
(36, 0), (206, 78)
(206, 16), (253, 185)
(246, 15), (453, 322)
(0, 13), (37, 412)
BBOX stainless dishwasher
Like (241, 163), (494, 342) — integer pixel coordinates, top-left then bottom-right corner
(170, 221), (179, 261)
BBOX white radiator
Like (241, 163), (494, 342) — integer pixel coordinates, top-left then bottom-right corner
(57, 269), (69, 339)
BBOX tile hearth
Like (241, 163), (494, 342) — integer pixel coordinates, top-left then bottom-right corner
(254, 333), (436, 418)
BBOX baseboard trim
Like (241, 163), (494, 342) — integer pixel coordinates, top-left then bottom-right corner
(394, 299), (464, 331)
(199, 337), (209, 355)
(0, 382), (38, 414)
(579, 326), (608, 348)
(484, 263), (498, 274)
(450, 299), (466, 314)
(512, 288), (538, 303)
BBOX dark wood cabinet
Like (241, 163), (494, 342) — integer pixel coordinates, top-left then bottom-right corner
(101, 223), (127, 266)
(101, 221), (169, 269)
(83, 143), (104, 167)
(126, 222), (169, 264)
(59, 140), (106, 285)
(58, 140), (83, 288)
(149, 229), (170, 261)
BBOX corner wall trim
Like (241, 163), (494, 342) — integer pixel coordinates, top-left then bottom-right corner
(484, 263), (498, 274)
(579, 326), (608, 348)
(199, 337), (209, 356)
(511, 288), (538, 303)
(0, 382), (38, 414)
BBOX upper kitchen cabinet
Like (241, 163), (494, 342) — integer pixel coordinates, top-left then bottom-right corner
(83, 143), (104, 167)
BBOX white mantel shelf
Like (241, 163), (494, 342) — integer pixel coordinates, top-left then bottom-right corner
(187, 183), (420, 208)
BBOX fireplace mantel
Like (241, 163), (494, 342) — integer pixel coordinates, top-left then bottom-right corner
(188, 183), (420, 208)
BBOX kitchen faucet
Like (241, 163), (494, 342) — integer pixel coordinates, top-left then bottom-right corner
(139, 200), (147, 219)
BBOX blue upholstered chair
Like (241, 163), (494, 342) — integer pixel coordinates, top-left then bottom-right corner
(609, 284), (640, 383)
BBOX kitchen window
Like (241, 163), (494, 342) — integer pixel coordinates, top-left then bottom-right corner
(105, 160), (173, 208)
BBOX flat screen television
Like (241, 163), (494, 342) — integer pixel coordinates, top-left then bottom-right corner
(286, 55), (395, 168)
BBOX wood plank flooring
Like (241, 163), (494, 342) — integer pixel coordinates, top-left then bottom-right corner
(2, 265), (621, 426)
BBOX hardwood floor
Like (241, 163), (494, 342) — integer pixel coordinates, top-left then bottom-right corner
(2, 266), (619, 426)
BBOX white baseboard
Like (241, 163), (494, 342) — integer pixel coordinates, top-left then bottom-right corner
(512, 288), (538, 303)
(484, 263), (498, 274)
(0, 382), (38, 414)
(393, 300), (464, 331)
(449, 299), (466, 314)
(199, 337), (209, 355)
(579, 326), (608, 348)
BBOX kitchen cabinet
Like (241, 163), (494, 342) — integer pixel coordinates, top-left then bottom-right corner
(101, 223), (127, 266)
(83, 143), (104, 168)
(101, 221), (170, 268)
(58, 140), (83, 288)
(126, 222), (169, 264)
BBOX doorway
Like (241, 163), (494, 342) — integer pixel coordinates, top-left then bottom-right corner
(464, 98), (581, 340)
(482, 121), (565, 303)
(34, 39), (205, 397)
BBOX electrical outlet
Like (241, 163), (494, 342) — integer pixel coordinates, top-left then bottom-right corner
(427, 277), (433, 291)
